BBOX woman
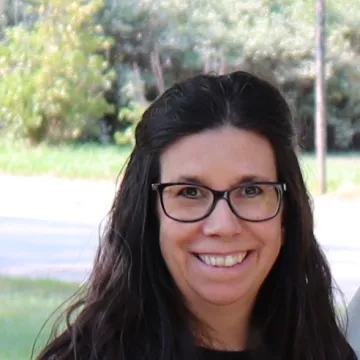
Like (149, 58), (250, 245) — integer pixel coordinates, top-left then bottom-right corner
(36, 71), (357, 359)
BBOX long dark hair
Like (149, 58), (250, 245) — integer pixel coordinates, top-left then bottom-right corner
(36, 71), (357, 360)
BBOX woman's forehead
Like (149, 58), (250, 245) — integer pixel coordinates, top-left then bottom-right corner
(159, 126), (277, 186)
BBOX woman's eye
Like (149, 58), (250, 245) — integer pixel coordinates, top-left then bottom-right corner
(242, 185), (262, 197)
(179, 187), (201, 198)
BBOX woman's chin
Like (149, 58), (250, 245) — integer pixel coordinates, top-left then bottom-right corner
(196, 287), (251, 307)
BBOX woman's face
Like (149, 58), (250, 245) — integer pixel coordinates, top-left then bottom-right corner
(157, 126), (283, 313)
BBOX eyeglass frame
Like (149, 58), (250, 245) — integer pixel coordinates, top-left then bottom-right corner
(151, 181), (287, 223)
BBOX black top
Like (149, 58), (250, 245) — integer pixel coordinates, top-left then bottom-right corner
(198, 347), (258, 359)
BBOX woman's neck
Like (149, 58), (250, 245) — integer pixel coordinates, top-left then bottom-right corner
(190, 298), (254, 351)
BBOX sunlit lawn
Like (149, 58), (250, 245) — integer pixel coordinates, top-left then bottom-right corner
(0, 142), (359, 195)
(301, 152), (360, 195)
(0, 276), (79, 360)
(0, 142), (131, 179)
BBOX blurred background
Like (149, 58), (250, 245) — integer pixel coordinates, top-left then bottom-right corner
(0, 0), (359, 359)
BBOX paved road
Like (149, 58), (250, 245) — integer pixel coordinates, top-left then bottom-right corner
(0, 174), (359, 303)
(0, 216), (99, 283)
(313, 196), (360, 303)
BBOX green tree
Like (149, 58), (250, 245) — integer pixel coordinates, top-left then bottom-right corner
(0, 0), (114, 143)
(99, 0), (360, 149)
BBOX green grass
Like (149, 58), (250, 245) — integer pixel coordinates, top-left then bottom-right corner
(0, 276), (80, 360)
(0, 142), (131, 179)
(0, 142), (360, 195)
(301, 152), (360, 195)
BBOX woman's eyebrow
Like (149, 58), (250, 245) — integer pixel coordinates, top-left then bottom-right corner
(169, 174), (274, 185)
(238, 175), (274, 183)
(170, 175), (203, 184)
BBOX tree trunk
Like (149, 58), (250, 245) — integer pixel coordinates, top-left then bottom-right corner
(218, 54), (226, 75)
(150, 45), (165, 94)
(133, 62), (148, 107)
(0, 0), (7, 31)
(315, 0), (327, 194)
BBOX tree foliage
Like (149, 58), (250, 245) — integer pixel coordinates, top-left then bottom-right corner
(98, 0), (360, 149)
(1, 0), (359, 148)
(0, 0), (114, 143)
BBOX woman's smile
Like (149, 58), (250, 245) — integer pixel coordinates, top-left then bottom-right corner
(196, 252), (248, 267)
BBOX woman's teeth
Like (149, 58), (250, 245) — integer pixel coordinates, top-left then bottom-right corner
(198, 252), (247, 267)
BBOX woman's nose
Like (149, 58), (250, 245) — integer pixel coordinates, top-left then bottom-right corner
(202, 198), (243, 238)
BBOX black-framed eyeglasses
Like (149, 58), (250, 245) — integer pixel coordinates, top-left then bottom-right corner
(151, 181), (287, 223)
